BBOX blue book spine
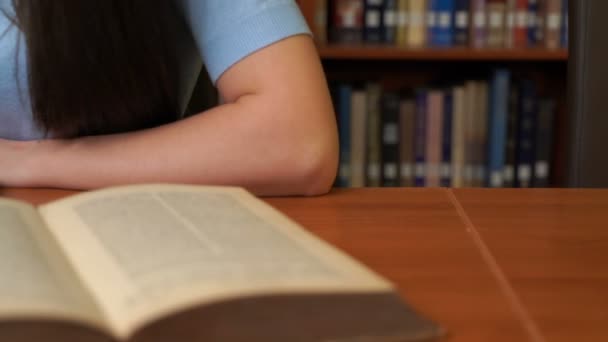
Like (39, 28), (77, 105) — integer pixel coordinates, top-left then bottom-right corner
(527, 0), (539, 46)
(427, 0), (439, 47)
(487, 69), (511, 188)
(414, 90), (428, 187)
(364, 0), (386, 43)
(337, 85), (352, 188)
(453, 0), (470, 46)
(561, 0), (568, 48)
(515, 80), (537, 188)
(434, 0), (455, 47)
(441, 90), (453, 187)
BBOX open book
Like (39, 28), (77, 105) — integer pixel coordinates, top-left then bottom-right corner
(0, 184), (444, 341)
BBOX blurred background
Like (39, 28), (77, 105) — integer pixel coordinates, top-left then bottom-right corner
(192, 0), (588, 189)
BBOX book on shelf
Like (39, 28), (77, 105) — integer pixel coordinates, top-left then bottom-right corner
(382, 92), (402, 186)
(0, 184), (444, 341)
(329, 71), (558, 189)
(308, 0), (568, 50)
(364, 0), (386, 43)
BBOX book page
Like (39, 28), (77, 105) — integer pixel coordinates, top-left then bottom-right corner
(39, 184), (392, 339)
(0, 199), (105, 331)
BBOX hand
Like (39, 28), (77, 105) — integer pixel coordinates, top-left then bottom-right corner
(0, 138), (41, 187)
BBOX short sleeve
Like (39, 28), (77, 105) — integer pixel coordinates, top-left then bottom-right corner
(179, 0), (312, 83)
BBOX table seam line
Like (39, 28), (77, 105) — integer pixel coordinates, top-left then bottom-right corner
(445, 188), (546, 342)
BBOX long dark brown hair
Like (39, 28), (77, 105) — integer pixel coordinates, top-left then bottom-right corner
(10, 0), (181, 137)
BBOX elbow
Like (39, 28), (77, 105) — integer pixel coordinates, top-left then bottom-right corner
(289, 129), (339, 197)
(298, 144), (338, 197)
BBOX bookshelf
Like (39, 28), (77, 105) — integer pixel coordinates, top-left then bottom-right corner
(317, 46), (568, 61)
(297, 0), (570, 188)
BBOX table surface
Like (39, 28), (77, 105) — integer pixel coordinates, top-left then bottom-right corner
(2, 187), (607, 342)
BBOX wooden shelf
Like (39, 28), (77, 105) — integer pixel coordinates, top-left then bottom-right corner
(317, 45), (569, 61)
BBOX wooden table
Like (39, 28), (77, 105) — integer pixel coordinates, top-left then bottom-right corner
(2, 187), (607, 342)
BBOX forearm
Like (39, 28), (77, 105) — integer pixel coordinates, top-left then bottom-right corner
(25, 95), (338, 196)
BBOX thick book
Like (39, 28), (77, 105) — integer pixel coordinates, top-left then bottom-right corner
(473, 81), (489, 187)
(487, 69), (511, 188)
(545, 0), (562, 49)
(414, 89), (429, 187)
(513, 0), (529, 48)
(330, 0), (365, 43)
(350, 90), (368, 187)
(560, 0), (568, 48)
(504, 0), (516, 48)
(336, 84), (353, 188)
(486, 0), (506, 48)
(503, 83), (520, 188)
(399, 99), (416, 187)
(364, 0), (386, 43)
(441, 89), (454, 187)
(407, 0), (427, 48)
(515, 80), (537, 188)
(313, 0), (329, 44)
(396, 0), (410, 46)
(382, 92), (401, 187)
(366, 83), (383, 187)
(451, 85), (466, 187)
(426, 0), (439, 46)
(526, 0), (539, 46)
(453, 0), (470, 46)
(434, 0), (456, 47)
(463, 81), (478, 187)
(0, 184), (444, 341)
(470, 0), (488, 48)
(533, 99), (556, 187)
(384, 0), (399, 43)
(426, 90), (444, 187)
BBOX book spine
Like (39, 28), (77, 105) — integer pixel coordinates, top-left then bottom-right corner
(399, 99), (416, 186)
(441, 89), (454, 187)
(470, 0), (487, 48)
(474, 81), (489, 187)
(314, 0), (328, 44)
(533, 99), (556, 187)
(384, 0), (399, 43)
(330, 0), (365, 43)
(487, 69), (511, 188)
(364, 0), (386, 43)
(350, 90), (368, 187)
(527, 0), (538, 46)
(545, 0), (561, 49)
(503, 84), (519, 187)
(505, 0), (516, 48)
(396, 0), (410, 46)
(487, 0), (506, 48)
(463, 81), (477, 186)
(451, 86), (466, 187)
(414, 90), (428, 187)
(366, 83), (383, 187)
(561, 0), (568, 48)
(535, 0), (546, 46)
(453, 0), (470, 47)
(513, 0), (528, 48)
(426, 90), (444, 187)
(337, 84), (353, 187)
(407, 0), (427, 47)
(382, 92), (401, 187)
(515, 80), (537, 188)
(427, 0), (439, 46)
(435, 0), (455, 47)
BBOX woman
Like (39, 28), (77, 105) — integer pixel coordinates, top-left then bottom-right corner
(0, 0), (338, 196)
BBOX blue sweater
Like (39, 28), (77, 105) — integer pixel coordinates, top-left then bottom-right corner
(0, 0), (311, 140)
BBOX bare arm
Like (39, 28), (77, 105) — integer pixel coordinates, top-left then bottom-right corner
(1, 35), (339, 196)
